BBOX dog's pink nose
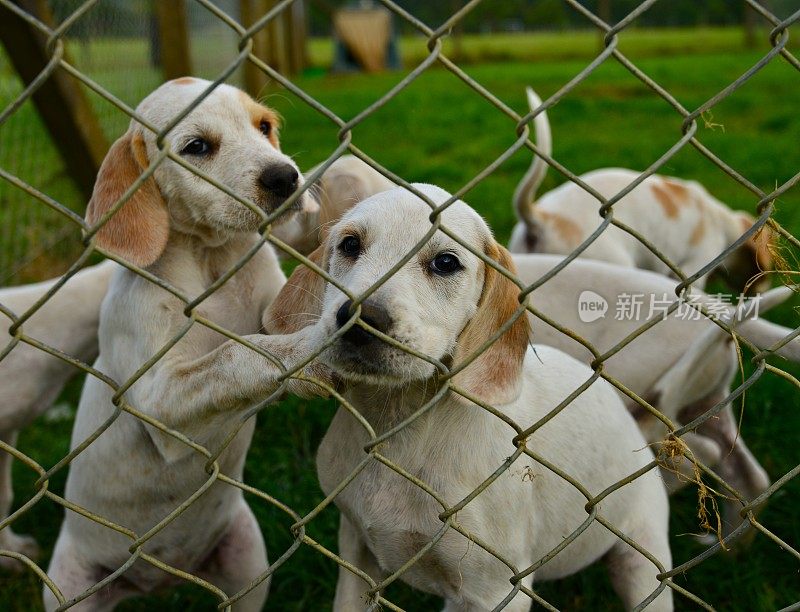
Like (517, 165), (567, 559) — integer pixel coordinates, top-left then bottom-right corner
(259, 164), (299, 199)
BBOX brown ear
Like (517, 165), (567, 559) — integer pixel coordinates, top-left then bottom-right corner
(736, 214), (774, 292)
(86, 131), (169, 267)
(749, 225), (774, 274)
(263, 245), (328, 334)
(453, 242), (531, 405)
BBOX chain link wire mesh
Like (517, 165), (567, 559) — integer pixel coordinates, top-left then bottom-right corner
(0, 0), (245, 283)
(0, 0), (798, 609)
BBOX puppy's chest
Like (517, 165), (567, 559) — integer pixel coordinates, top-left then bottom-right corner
(191, 272), (263, 333)
(346, 473), (465, 592)
(344, 466), (515, 599)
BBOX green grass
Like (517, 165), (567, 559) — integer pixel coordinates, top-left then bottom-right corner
(0, 25), (791, 282)
(1, 29), (800, 611)
(309, 26), (792, 67)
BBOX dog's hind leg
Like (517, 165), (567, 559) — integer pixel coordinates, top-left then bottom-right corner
(44, 530), (131, 612)
(703, 404), (770, 537)
(605, 491), (673, 611)
(0, 429), (39, 571)
(198, 501), (269, 612)
(441, 575), (534, 612)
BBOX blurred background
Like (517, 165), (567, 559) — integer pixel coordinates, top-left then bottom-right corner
(1, 0), (798, 284)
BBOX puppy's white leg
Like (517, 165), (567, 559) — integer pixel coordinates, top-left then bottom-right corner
(0, 430), (39, 571)
(441, 576), (534, 612)
(703, 405), (770, 535)
(442, 600), (527, 612)
(44, 530), (131, 612)
(605, 513), (673, 612)
(333, 515), (383, 612)
(716, 442), (770, 537)
(198, 501), (269, 612)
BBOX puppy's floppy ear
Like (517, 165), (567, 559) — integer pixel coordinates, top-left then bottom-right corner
(85, 130), (169, 267)
(263, 244), (328, 334)
(735, 213), (774, 292)
(453, 241), (531, 406)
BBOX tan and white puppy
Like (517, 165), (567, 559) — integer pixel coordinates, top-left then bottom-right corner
(44, 78), (326, 611)
(267, 185), (673, 611)
(274, 155), (397, 255)
(1, 154), (389, 566)
(0, 260), (115, 569)
(271, 166), (793, 536)
(509, 88), (774, 292)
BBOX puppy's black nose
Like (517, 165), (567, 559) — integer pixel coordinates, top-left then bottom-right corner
(259, 164), (299, 198)
(336, 299), (392, 346)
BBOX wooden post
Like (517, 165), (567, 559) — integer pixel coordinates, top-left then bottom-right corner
(598, 0), (612, 46)
(268, 5), (290, 78)
(154, 0), (192, 80)
(744, 0), (760, 49)
(0, 0), (107, 199)
(242, 0), (270, 96)
(449, 0), (463, 61)
(287, 0), (308, 74)
(241, 0), (307, 96)
(598, 0), (612, 23)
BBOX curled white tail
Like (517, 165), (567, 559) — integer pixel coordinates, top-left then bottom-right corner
(512, 87), (553, 227)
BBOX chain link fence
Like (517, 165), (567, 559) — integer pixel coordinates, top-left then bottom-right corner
(0, 0), (243, 284)
(0, 0), (799, 609)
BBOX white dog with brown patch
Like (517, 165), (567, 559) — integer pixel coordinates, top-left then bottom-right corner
(44, 78), (327, 611)
(267, 185), (673, 611)
(509, 88), (773, 292)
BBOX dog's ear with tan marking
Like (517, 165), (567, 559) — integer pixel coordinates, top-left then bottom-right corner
(453, 241), (531, 406)
(731, 213), (774, 292)
(85, 131), (169, 267)
(749, 223), (774, 277)
(263, 245), (328, 334)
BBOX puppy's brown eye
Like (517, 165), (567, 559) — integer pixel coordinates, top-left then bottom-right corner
(260, 120), (271, 137)
(181, 138), (211, 156)
(339, 235), (361, 258)
(430, 252), (461, 276)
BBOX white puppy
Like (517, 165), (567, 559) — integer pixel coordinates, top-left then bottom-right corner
(45, 78), (326, 611)
(509, 88), (774, 292)
(0, 260), (115, 569)
(271, 174), (792, 538)
(267, 185), (673, 611)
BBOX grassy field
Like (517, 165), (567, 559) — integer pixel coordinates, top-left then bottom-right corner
(0, 25), (791, 281)
(308, 26), (796, 67)
(1, 28), (800, 611)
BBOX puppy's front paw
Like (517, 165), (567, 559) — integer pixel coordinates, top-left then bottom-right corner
(288, 362), (337, 399)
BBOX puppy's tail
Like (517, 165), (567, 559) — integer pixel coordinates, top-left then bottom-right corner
(512, 87), (552, 228)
